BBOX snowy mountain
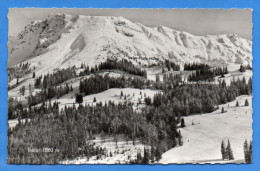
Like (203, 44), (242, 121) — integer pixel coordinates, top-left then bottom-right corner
(8, 14), (252, 74)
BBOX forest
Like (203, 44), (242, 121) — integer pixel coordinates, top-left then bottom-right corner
(7, 59), (252, 164)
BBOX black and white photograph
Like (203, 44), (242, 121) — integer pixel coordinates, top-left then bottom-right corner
(7, 8), (252, 164)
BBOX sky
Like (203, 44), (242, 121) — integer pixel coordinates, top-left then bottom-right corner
(8, 8), (252, 40)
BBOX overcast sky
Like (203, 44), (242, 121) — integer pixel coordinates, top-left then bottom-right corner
(8, 8), (252, 40)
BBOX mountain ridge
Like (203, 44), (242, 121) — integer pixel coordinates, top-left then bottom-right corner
(8, 14), (252, 75)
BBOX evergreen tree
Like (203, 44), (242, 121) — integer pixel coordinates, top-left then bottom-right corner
(236, 100), (239, 107)
(93, 97), (97, 103)
(144, 97), (152, 105)
(249, 140), (253, 163)
(221, 140), (226, 160)
(142, 147), (149, 164)
(221, 107), (225, 113)
(178, 130), (183, 146)
(136, 151), (142, 164)
(181, 118), (185, 128)
(240, 65), (246, 72)
(226, 140), (234, 160)
(162, 64), (166, 73)
(244, 139), (253, 163)
(156, 74), (160, 82)
(20, 86), (25, 96)
(245, 99), (249, 106)
(76, 94), (83, 104)
(244, 139), (249, 163)
(155, 147), (161, 161)
(150, 145), (155, 163)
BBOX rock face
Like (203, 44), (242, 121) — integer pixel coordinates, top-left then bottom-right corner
(8, 14), (252, 72)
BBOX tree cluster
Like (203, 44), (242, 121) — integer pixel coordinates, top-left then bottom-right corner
(79, 59), (147, 78)
(188, 66), (228, 82)
(221, 139), (234, 160)
(8, 62), (32, 82)
(164, 60), (180, 72)
(35, 67), (76, 89)
(184, 63), (210, 71)
(79, 74), (152, 96)
(99, 59), (147, 77)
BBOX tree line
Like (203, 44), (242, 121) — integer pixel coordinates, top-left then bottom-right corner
(34, 67), (76, 88)
(79, 74), (153, 96)
(188, 66), (228, 82)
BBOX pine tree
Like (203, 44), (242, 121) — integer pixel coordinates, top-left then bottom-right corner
(136, 151), (143, 164)
(178, 130), (183, 146)
(244, 139), (249, 163)
(162, 64), (166, 73)
(76, 94), (83, 104)
(221, 107), (225, 113)
(142, 147), (149, 164)
(240, 65), (246, 72)
(221, 140), (226, 160)
(249, 140), (252, 163)
(155, 147), (161, 161)
(93, 97), (96, 103)
(181, 118), (185, 127)
(156, 74), (160, 82)
(150, 145), (155, 163)
(226, 139), (234, 160)
(245, 99), (249, 106)
(244, 139), (253, 163)
(236, 100), (239, 107)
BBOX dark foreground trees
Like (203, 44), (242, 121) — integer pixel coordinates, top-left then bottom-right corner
(221, 139), (234, 161)
(244, 139), (252, 163)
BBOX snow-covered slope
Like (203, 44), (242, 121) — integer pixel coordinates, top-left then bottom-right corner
(160, 95), (252, 164)
(8, 14), (252, 75)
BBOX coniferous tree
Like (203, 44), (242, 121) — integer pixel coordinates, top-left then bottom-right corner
(244, 139), (253, 163)
(240, 65), (246, 72)
(249, 140), (253, 163)
(76, 94), (83, 104)
(155, 147), (161, 161)
(178, 130), (183, 146)
(244, 139), (249, 163)
(142, 147), (149, 164)
(245, 99), (249, 106)
(156, 74), (160, 82)
(221, 107), (225, 113)
(144, 97), (152, 105)
(226, 140), (234, 160)
(181, 118), (185, 128)
(236, 100), (239, 107)
(20, 86), (25, 96)
(136, 151), (142, 164)
(221, 140), (226, 160)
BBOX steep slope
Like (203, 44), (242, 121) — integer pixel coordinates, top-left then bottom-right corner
(8, 14), (252, 76)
